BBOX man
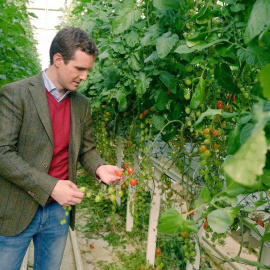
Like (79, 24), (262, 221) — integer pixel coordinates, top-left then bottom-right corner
(0, 26), (124, 270)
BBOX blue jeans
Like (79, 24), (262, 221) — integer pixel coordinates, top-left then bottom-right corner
(0, 203), (70, 270)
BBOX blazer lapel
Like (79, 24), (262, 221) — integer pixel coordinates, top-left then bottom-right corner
(28, 73), (53, 144)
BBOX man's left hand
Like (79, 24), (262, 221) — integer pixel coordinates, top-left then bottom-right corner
(96, 165), (125, 185)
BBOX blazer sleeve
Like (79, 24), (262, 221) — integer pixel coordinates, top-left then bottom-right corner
(78, 100), (106, 178)
(0, 84), (58, 207)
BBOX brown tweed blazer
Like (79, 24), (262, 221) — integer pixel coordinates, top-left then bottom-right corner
(0, 72), (105, 236)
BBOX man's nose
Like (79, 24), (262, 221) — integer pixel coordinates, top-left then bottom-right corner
(79, 71), (88, 81)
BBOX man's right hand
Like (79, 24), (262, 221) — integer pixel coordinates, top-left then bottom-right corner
(50, 180), (84, 206)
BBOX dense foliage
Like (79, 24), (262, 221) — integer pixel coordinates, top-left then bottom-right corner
(61, 0), (270, 268)
(0, 0), (41, 88)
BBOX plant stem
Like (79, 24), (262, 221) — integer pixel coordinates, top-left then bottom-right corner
(237, 217), (244, 257)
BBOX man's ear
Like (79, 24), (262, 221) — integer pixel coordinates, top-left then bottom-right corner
(53, 53), (63, 67)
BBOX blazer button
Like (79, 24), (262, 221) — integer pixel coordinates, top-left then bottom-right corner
(28, 191), (35, 197)
(43, 163), (48, 168)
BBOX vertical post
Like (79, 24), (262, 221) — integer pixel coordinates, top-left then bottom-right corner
(126, 151), (138, 231)
(146, 166), (162, 265)
(116, 136), (124, 205)
(186, 209), (203, 270)
(260, 243), (270, 265)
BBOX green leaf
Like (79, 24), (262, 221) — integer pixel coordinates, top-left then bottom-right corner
(156, 32), (179, 58)
(157, 208), (198, 234)
(243, 206), (256, 212)
(240, 123), (254, 145)
(115, 91), (128, 112)
(224, 127), (267, 187)
(223, 180), (253, 197)
(253, 200), (267, 208)
(237, 44), (270, 68)
(259, 169), (270, 187)
(191, 55), (204, 64)
(200, 186), (211, 203)
(152, 115), (166, 131)
(156, 91), (169, 111)
(244, 0), (270, 44)
(190, 77), (206, 109)
(171, 102), (182, 120)
(175, 38), (228, 54)
(141, 24), (162, 47)
(112, 0), (141, 34)
(127, 55), (141, 71)
(259, 63), (270, 101)
(144, 51), (159, 63)
(153, 0), (186, 11)
(125, 31), (139, 47)
(227, 124), (241, 155)
(262, 233), (270, 242)
(230, 3), (245, 12)
(159, 71), (178, 94)
(207, 209), (232, 233)
(214, 63), (240, 93)
(135, 73), (152, 98)
(194, 109), (222, 125)
(224, 207), (242, 223)
(225, 0), (237, 4)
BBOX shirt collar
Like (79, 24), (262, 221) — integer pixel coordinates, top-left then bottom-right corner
(42, 69), (71, 102)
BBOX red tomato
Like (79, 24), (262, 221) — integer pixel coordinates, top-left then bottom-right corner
(127, 167), (134, 175)
(213, 130), (219, 137)
(256, 218), (264, 227)
(115, 170), (123, 177)
(228, 94), (236, 103)
(143, 109), (149, 115)
(166, 89), (171, 95)
(124, 162), (129, 168)
(203, 221), (209, 230)
(204, 128), (210, 135)
(130, 178), (137, 186)
(156, 249), (161, 255)
(216, 101), (223, 109)
(181, 232), (189, 237)
(89, 244), (94, 249)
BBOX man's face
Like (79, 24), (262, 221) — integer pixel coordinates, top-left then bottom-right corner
(56, 49), (95, 91)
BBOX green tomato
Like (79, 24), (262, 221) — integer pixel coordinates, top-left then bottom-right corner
(95, 194), (103, 203)
(79, 186), (87, 193)
(86, 191), (92, 198)
(204, 150), (211, 157)
(200, 160), (207, 167)
(184, 93), (191, 100)
(204, 139), (211, 145)
(185, 79), (192, 86)
(117, 190), (124, 198)
(107, 186), (115, 194)
(185, 107), (191, 114)
(110, 194), (116, 202)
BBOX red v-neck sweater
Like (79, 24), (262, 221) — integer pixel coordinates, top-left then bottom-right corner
(46, 91), (71, 180)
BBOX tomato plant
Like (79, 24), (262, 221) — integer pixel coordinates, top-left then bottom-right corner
(61, 0), (270, 268)
(0, 1), (40, 88)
